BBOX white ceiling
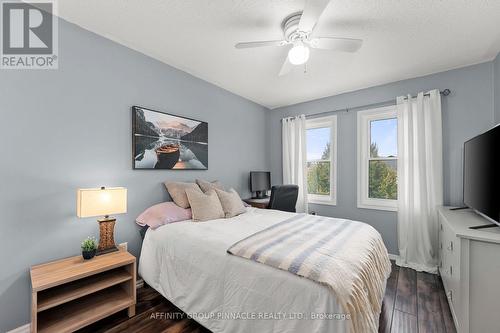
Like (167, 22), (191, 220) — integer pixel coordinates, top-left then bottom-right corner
(57, 0), (500, 109)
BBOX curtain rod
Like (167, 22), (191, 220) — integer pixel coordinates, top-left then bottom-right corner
(286, 89), (451, 120)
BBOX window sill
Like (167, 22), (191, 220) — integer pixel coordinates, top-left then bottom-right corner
(357, 202), (397, 212)
(309, 199), (337, 206)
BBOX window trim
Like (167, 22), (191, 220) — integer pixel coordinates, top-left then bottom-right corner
(357, 106), (398, 211)
(306, 115), (337, 206)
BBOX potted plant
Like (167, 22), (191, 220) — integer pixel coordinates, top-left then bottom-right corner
(81, 236), (98, 260)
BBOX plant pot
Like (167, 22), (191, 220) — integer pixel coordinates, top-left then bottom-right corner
(82, 249), (96, 260)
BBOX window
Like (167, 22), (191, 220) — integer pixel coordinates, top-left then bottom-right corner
(357, 106), (398, 211)
(306, 115), (337, 205)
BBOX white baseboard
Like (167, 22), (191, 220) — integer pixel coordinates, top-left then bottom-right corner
(388, 253), (399, 261)
(6, 323), (30, 333)
(9, 279), (145, 333)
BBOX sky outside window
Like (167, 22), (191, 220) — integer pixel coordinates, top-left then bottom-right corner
(307, 127), (330, 160)
(370, 118), (397, 157)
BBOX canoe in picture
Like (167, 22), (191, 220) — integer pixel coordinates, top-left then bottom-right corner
(155, 144), (180, 169)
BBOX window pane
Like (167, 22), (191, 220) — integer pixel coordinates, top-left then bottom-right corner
(369, 160), (397, 199)
(307, 127), (330, 161)
(370, 118), (397, 158)
(307, 161), (330, 195)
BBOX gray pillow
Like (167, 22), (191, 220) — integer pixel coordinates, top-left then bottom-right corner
(215, 188), (246, 218)
(164, 182), (202, 208)
(196, 179), (224, 193)
(186, 189), (225, 222)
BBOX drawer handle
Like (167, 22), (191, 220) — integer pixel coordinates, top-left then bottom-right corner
(440, 224), (443, 231)
(440, 243), (443, 250)
(450, 265), (453, 276)
(447, 241), (453, 251)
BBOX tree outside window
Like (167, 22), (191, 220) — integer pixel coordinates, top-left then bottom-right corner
(357, 106), (398, 211)
(369, 142), (397, 200)
(307, 142), (331, 195)
(306, 116), (337, 205)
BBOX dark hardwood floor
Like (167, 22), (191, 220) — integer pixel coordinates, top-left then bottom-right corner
(379, 261), (456, 333)
(78, 261), (456, 333)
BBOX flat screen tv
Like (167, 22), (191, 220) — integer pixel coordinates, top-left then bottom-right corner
(250, 171), (271, 199)
(463, 124), (500, 225)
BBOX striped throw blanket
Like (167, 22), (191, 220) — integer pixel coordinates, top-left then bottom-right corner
(227, 214), (391, 333)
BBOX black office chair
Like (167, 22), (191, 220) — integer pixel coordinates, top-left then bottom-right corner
(267, 185), (299, 212)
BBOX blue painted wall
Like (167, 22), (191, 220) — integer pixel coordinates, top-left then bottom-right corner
(266, 62), (496, 255)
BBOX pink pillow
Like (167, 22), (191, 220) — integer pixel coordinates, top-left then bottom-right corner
(136, 202), (192, 229)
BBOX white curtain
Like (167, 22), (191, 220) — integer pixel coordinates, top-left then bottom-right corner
(396, 90), (443, 273)
(282, 115), (308, 213)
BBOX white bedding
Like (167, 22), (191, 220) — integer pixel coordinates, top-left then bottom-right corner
(139, 208), (381, 333)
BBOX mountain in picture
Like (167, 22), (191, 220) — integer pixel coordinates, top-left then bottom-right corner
(180, 122), (208, 143)
(134, 109), (160, 137)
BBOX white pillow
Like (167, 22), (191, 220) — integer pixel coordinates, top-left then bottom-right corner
(164, 181), (202, 208)
(215, 188), (246, 218)
(185, 189), (225, 222)
(196, 179), (224, 193)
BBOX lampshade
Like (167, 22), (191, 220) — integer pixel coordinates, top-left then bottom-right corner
(77, 187), (127, 218)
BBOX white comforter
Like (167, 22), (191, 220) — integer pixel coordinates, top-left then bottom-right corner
(139, 208), (354, 333)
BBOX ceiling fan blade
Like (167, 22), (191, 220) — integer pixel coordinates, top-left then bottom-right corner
(308, 37), (363, 52)
(278, 56), (293, 76)
(298, 0), (331, 32)
(235, 40), (287, 49)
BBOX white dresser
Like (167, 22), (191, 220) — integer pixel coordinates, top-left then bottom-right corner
(438, 206), (500, 333)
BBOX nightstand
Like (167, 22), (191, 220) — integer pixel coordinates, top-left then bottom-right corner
(30, 250), (136, 333)
(243, 197), (270, 209)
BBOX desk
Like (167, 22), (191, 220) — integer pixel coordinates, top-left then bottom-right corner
(243, 197), (270, 209)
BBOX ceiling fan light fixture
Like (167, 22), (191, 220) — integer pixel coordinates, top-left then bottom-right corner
(288, 42), (310, 65)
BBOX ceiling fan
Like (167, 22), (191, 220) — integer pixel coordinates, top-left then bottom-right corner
(234, 0), (363, 76)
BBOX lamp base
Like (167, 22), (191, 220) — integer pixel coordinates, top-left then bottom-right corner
(97, 217), (117, 255)
(96, 246), (119, 256)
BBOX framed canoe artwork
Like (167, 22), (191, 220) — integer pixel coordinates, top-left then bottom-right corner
(132, 106), (208, 170)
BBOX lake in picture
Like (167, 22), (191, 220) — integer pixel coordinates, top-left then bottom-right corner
(133, 107), (208, 170)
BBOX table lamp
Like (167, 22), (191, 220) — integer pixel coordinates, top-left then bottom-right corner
(77, 187), (127, 255)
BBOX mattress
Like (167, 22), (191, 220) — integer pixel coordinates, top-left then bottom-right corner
(139, 208), (383, 333)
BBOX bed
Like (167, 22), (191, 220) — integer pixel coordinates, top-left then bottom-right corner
(139, 207), (389, 333)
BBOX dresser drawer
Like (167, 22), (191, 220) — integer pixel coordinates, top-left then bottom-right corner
(438, 214), (461, 324)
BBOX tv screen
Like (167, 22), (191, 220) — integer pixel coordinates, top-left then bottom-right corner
(463, 125), (500, 224)
(250, 171), (271, 192)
